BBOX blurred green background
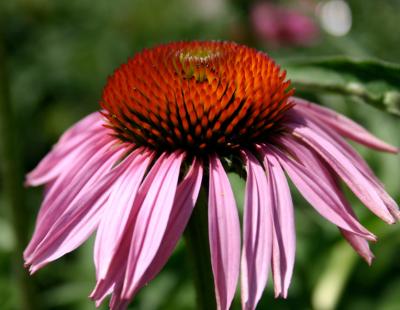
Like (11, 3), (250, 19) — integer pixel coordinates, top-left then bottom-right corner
(0, 0), (399, 309)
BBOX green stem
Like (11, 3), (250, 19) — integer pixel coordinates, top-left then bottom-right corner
(0, 34), (37, 310)
(291, 80), (400, 116)
(184, 188), (216, 310)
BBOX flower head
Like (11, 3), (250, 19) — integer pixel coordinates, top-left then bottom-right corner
(102, 41), (293, 156)
(25, 41), (399, 310)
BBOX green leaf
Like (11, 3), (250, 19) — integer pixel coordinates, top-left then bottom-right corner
(283, 56), (400, 116)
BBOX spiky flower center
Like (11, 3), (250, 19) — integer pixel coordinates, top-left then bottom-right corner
(102, 41), (294, 155)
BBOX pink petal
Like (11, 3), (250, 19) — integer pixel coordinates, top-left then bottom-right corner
(32, 135), (116, 228)
(208, 155), (241, 310)
(109, 284), (129, 310)
(24, 145), (133, 272)
(94, 150), (153, 280)
(121, 152), (183, 298)
(292, 107), (390, 188)
(275, 135), (337, 188)
(93, 158), (203, 306)
(268, 144), (375, 240)
(28, 192), (106, 273)
(292, 97), (399, 153)
(241, 150), (273, 310)
(134, 158), (203, 292)
(259, 148), (295, 298)
(91, 152), (184, 304)
(287, 113), (399, 221)
(26, 112), (108, 186)
(276, 136), (376, 263)
(290, 122), (397, 224)
(24, 138), (122, 260)
(58, 111), (104, 144)
(340, 229), (374, 265)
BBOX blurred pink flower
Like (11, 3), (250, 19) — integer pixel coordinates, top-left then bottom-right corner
(24, 42), (398, 310)
(251, 2), (319, 46)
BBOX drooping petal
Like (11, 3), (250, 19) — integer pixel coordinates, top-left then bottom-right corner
(120, 152), (183, 298)
(91, 152), (184, 305)
(259, 147), (295, 298)
(276, 135), (337, 188)
(31, 135), (115, 229)
(289, 122), (397, 224)
(90, 158), (205, 308)
(93, 158), (202, 307)
(26, 112), (107, 186)
(292, 97), (398, 153)
(287, 108), (376, 180)
(287, 113), (400, 222)
(94, 150), (153, 280)
(241, 150), (272, 310)
(268, 144), (375, 240)
(208, 155), (241, 310)
(340, 230), (374, 265)
(24, 145), (133, 272)
(277, 136), (377, 263)
(24, 138), (122, 261)
(134, 158), (203, 292)
(110, 296), (129, 310)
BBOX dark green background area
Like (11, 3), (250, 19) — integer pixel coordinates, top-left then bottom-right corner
(0, 1), (399, 309)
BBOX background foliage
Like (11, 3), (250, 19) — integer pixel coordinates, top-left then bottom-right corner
(0, 0), (399, 309)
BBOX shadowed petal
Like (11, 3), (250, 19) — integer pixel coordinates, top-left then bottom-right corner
(24, 140), (125, 263)
(285, 114), (399, 221)
(96, 158), (203, 308)
(24, 138), (122, 260)
(292, 97), (398, 153)
(121, 152), (183, 298)
(24, 145), (131, 272)
(91, 152), (184, 306)
(241, 150), (273, 310)
(288, 109), (377, 180)
(340, 230), (374, 265)
(290, 122), (397, 223)
(208, 155), (241, 310)
(269, 144), (375, 240)
(94, 158), (204, 307)
(277, 136), (376, 263)
(133, 158), (203, 293)
(260, 148), (295, 298)
(29, 135), (115, 231)
(94, 149), (153, 280)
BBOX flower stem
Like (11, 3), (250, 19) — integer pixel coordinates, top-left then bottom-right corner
(0, 35), (37, 310)
(291, 80), (400, 117)
(184, 188), (216, 310)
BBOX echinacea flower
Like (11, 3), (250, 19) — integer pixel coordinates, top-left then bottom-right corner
(250, 2), (319, 47)
(25, 41), (399, 310)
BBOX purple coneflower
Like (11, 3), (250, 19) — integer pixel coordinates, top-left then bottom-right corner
(250, 2), (319, 47)
(25, 41), (399, 310)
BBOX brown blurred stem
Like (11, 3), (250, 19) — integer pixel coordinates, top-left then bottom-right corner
(184, 188), (216, 310)
(0, 35), (37, 310)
